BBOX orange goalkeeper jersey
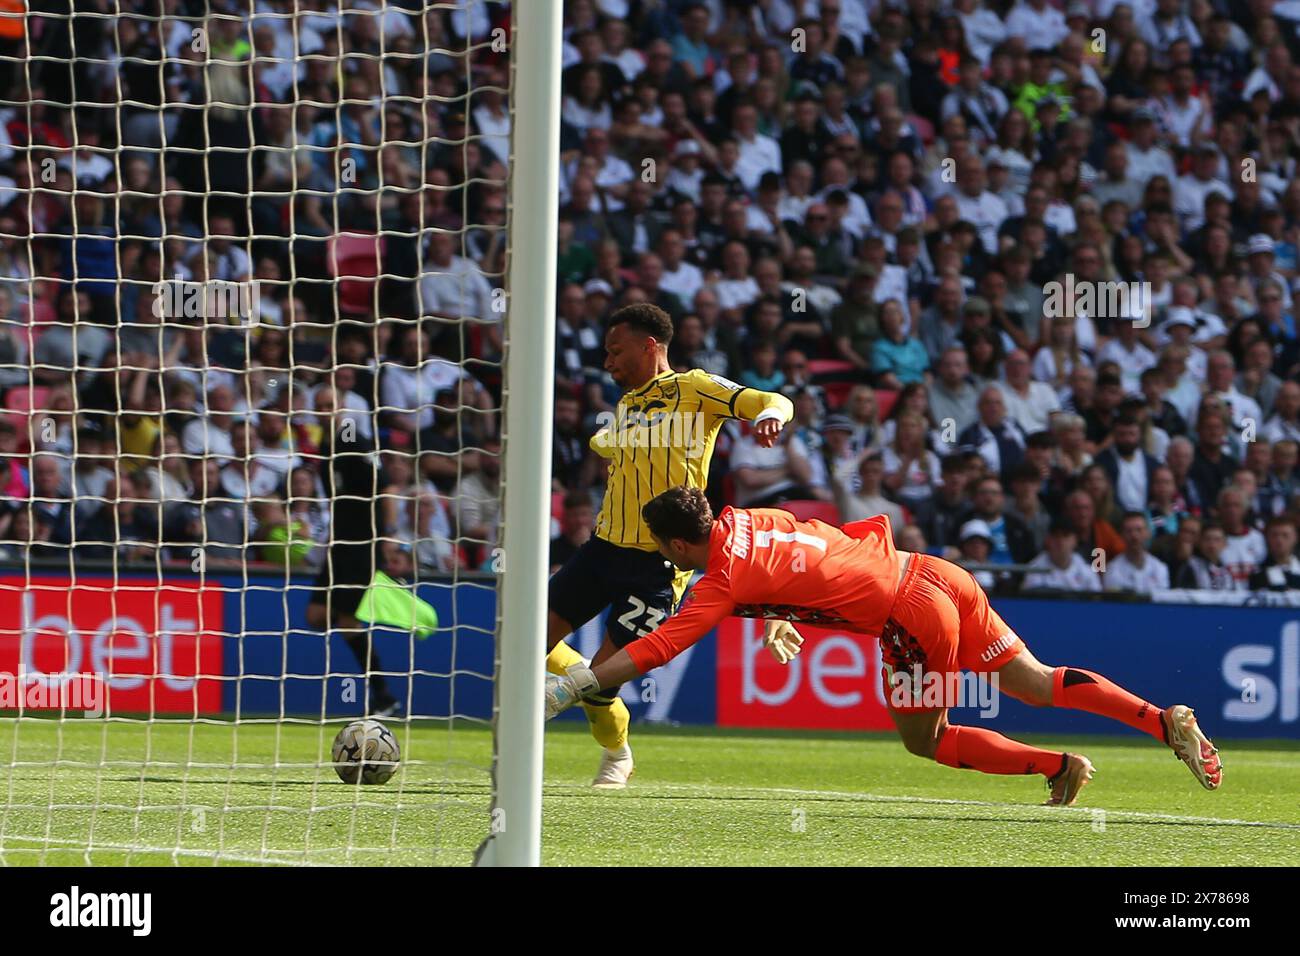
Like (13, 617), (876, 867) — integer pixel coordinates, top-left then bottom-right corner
(625, 506), (903, 674)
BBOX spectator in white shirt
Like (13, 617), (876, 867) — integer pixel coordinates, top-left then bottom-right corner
(1139, 0), (1202, 54)
(448, 0), (493, 40)
(1217, 485), (1267, 585)
(815, 155), (872, 237)
(1153, 277), (1228, 349)
(1205, 349), (1262, 436)
(665, 139), (706, 202)
(418, 233), (502, 361)
(564, 127), (634, 201)
(955, 0), (1007, 67)
(1160, 317), (1208, 388)
(250, 408), (302, 480)
(712, 240), (762, 314)
(1242, 43), (1290, 104)
(251, 23), (297, 102)
(315, 368), (374, 442)
(1246, 243), (1293, 311)
(1105, 512), (1171, 593)
(817, 0), (872, 56)
(778, 159), (817, 224)
(419, 231), (496, 322)
(954, 153), (1009, 255)
(192, 212), (251, 283)
(600, 18), (645, 83)
(454, 434), (502, 558)
(380, 325), (484, 437)
(656, 228), (704, 306)
(1124, 109), (1178, 187)
(182, 383), (237, 462)
(1159, 63), (1212, 149)
(996, 349), (1061, 436)
(1097, 318), (1157, 393)
(837, 450), (906, 527)
(220, 420), (284, 502)
(730, 422), (817, 507)
(470, 67), (512, 166)
(1173, 144), (1233, 233)
(1097, 416), (1160, 513)
(1024, 523), (1103, 592)
(731, 101), (783, 194)
(940, 56), (1009, 144)
(56, 124), (113, 191)
(1005, 0), (1070, 51)
(1249, 516), (1300, 590)
(1264, 381), (1300, 444)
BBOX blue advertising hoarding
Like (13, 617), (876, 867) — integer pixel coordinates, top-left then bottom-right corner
(946, 598), (1299, 738)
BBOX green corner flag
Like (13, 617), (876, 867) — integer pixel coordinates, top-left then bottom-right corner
(355, 571), (440, 639)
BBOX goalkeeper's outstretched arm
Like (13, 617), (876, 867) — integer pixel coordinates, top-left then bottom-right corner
(540, 606), (800, 717)
(542, 575), (731, 717)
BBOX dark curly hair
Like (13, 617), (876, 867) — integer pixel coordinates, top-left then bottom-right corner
(642, 486), (713, 543)
(606, 302), (674, 344)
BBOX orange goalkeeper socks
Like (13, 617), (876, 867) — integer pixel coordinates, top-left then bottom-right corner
(1051, 667), (1166, 742)
(935, 725), (1064, 777)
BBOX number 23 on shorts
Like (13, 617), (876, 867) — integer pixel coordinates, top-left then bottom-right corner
(613, 594), (668, 644)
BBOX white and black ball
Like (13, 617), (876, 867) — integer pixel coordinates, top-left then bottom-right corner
(332, 719), (400, 785)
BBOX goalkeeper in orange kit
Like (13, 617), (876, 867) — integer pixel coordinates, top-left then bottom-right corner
(545, 487), (1223, 806)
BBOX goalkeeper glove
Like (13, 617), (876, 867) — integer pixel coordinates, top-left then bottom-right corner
(763, 620), (805, 665)
(544, 663), (599, 720)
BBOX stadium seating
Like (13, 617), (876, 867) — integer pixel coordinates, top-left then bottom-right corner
(780, 500), (842, 525)
(328, 233), (386, 319)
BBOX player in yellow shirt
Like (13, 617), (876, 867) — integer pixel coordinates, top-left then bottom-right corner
(546, 303), (793, 786)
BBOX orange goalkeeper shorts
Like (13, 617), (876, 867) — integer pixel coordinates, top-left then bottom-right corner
(878, 553), (1024, 712)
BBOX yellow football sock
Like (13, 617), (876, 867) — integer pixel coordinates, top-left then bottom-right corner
(546, 641), (585, 676)
(582, 694), (629, 751)
(545, 643), (629, 750)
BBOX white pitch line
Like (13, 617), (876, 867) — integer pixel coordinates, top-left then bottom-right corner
(0, 834), (333, 866)
(1, 832), (467, 866)
(637, 782), (1300, 830)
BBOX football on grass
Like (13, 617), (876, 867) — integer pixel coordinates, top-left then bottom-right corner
(332, 719), (400, 785)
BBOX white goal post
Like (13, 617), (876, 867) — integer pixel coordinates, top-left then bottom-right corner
(474, 0), (561, 868)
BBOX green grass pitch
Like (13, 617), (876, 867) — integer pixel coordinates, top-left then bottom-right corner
(0, 718), (1296, 866)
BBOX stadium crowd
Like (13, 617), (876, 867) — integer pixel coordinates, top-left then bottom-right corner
(5, 0), (1300, 598)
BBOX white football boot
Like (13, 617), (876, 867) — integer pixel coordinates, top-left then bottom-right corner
(1044, 752), (1095, 806)
(1163, 705), (1223, 790)
(591, 743), (634, 789)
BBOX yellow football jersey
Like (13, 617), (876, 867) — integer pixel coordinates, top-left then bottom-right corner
(590, 368), (794, 552)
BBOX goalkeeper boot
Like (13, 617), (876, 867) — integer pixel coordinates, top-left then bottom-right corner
(1162, 705), (1222, 790)
(1044, 753), (1095, 807)
(592, 742), (634, 790)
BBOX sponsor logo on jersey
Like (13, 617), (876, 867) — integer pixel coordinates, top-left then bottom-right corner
(980, 631), (1018, 663)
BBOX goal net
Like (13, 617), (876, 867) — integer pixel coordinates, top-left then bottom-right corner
(0, 0), (545, 866)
